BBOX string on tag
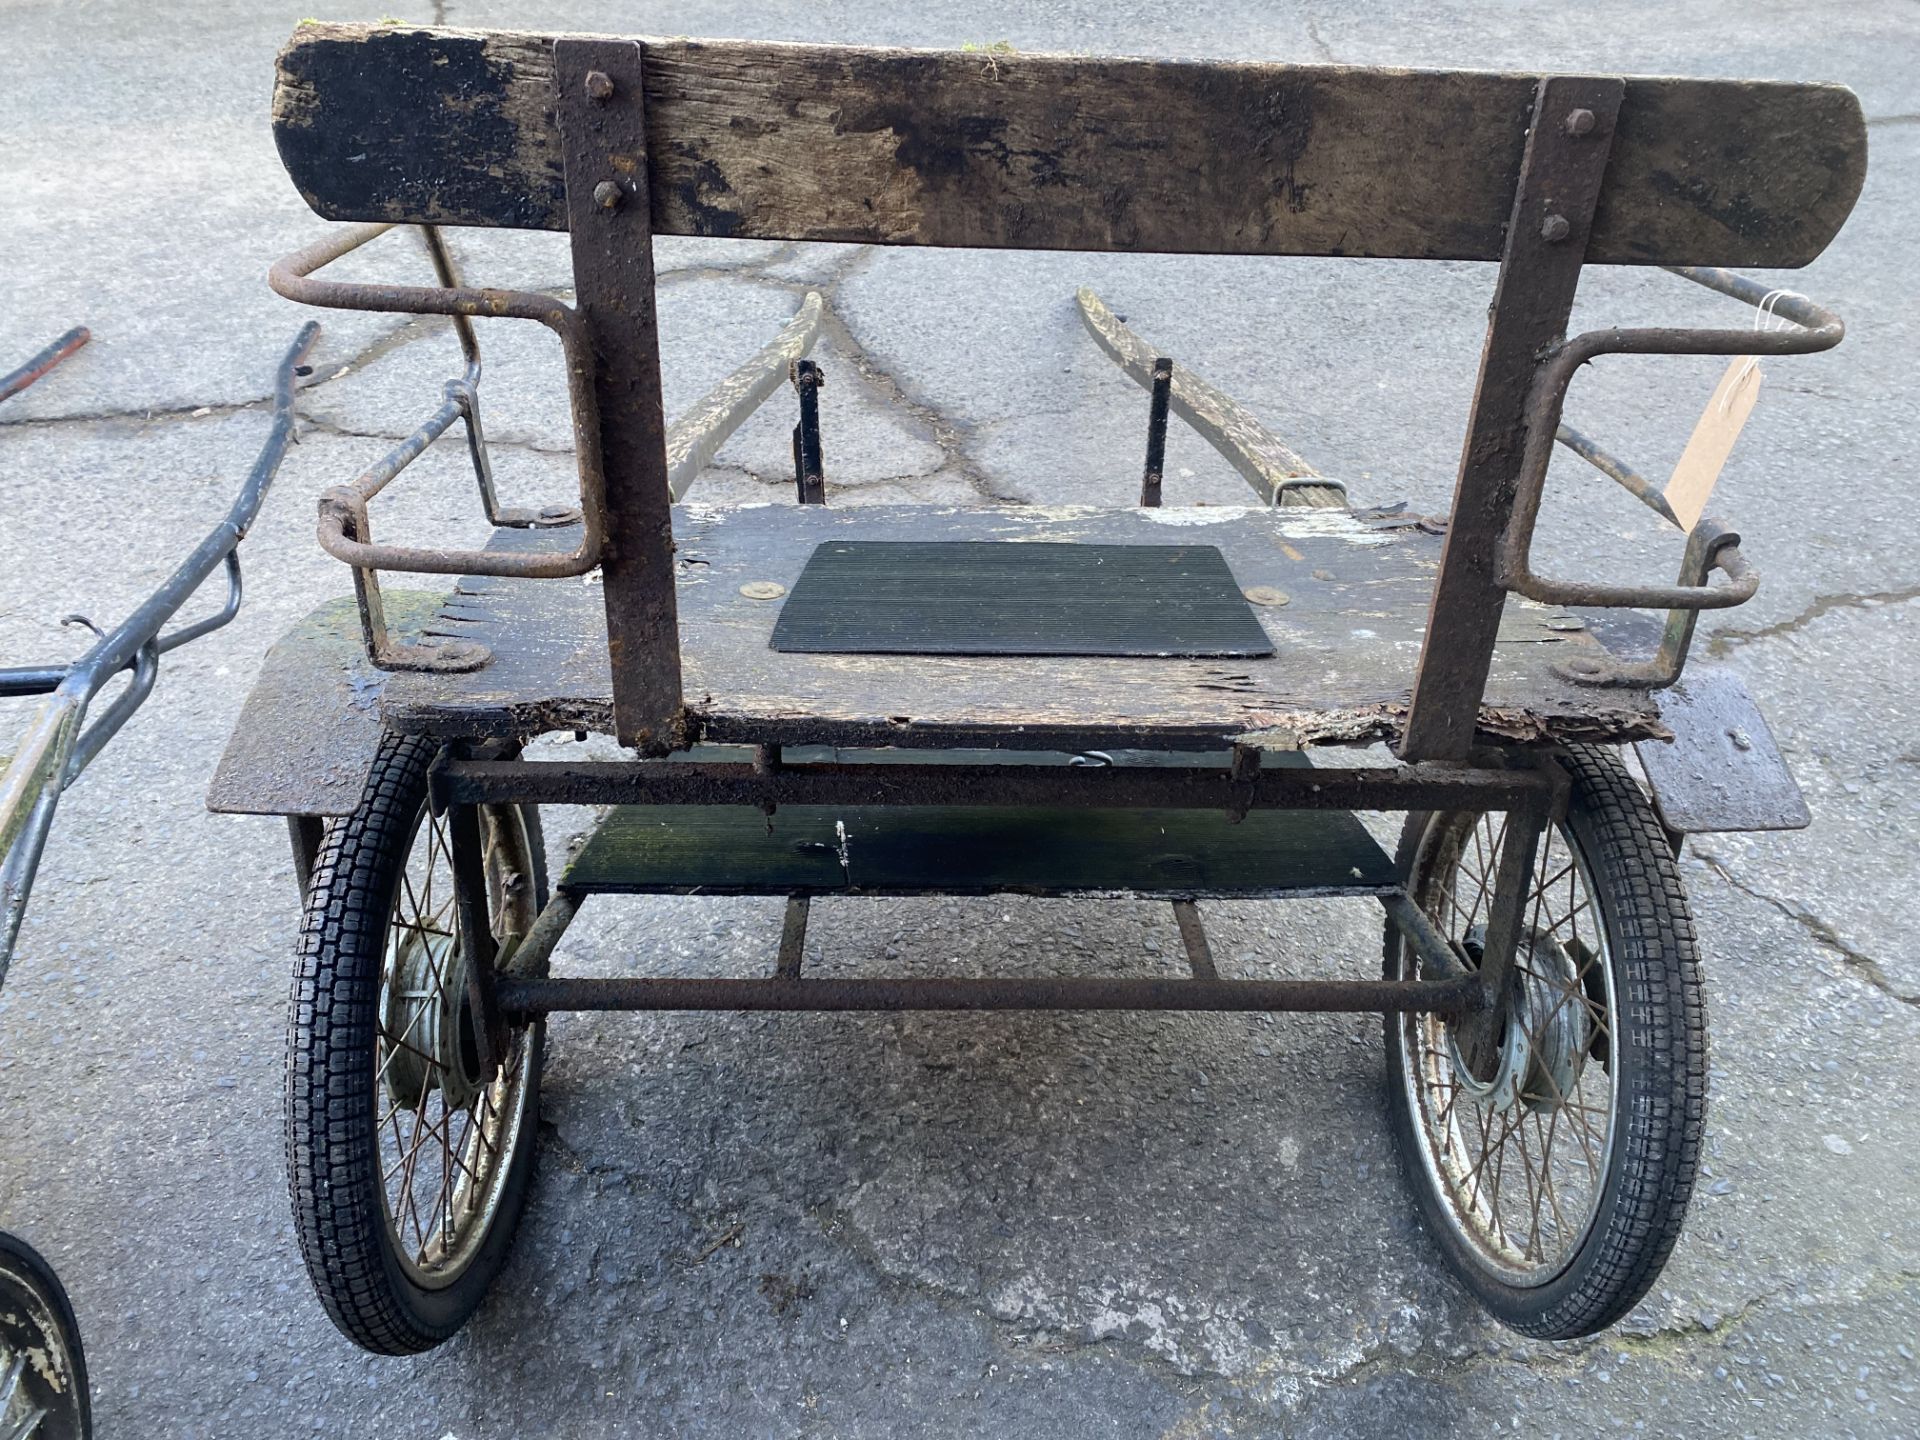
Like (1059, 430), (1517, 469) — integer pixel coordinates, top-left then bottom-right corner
(1724, 289), (1803, 409)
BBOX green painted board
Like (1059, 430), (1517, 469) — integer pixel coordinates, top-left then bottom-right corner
(563, 802), (1395, 899)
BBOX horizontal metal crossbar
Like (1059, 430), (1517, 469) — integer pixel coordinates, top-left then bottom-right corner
(435, 757), (1556, 814)
(483, 865), (1479, 1019)
(494, 973), (1483, 1017)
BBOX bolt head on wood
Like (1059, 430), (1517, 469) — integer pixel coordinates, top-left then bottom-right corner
(584, 70), (614, 101)
(1564, 107), (1597, 136)
(594, 179), (625, 211)
(1540, 213), (1572, 243)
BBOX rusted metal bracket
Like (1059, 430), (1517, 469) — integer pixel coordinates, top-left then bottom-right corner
(1497, 267), (1842, 614)
(1139, 357), (1172, 506)
(1399, 76), (1625, 763)
(284, 221), (826, 670)
(555, 39), (685, 753)
(417, 225), (582, 534)
(791, 359), (826, 504)
(1556, 519), (1750, 688)
(272, 223), (609, 584)
(327, 497), (491, 672)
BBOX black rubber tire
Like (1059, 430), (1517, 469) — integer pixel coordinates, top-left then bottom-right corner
(285, 733), (546, 1355)
(1383, 744), (1707, 1339)
(0, 1231), (90, 1439)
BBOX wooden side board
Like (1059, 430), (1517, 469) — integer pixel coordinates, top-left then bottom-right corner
(273, 23), (1865, 267)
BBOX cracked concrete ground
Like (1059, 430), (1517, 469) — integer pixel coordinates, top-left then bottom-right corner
(2, 0), (1918, 1435)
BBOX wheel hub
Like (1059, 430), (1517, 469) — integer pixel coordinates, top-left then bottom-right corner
(1449, 926), (1591, 1113)
(380, 925), (485, 1112)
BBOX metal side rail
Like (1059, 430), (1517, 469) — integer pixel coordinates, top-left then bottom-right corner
(0, 323), (319, 978)
(1495, 267), (1843, 689)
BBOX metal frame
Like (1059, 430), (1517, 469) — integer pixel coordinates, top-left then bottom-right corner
(268, 223), (825, 681)
(260, 54), (1848, 1025)
(269, 222), (609, 675)
(0, 323), (319, 977)
(424, 746), (1561, 1022)
(1399, 76), (1625, 763)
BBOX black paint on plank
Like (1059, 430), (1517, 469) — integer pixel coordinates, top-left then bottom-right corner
(207, 591), (444, 818)
(563, 801), (1394, 897)
(1637, 669), (1810, 833)
(769, 541), (1274, 658)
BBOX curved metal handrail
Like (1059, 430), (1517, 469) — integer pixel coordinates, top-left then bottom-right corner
(1497, 268), (1842, 612)
(270, 223), (608, 582)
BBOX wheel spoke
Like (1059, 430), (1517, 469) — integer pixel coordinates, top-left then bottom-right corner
(1401, 801), (1624, 1283)
(367, 799), (538, 1284)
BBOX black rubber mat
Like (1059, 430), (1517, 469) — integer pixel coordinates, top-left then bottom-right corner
(769, 541), (1275, 657)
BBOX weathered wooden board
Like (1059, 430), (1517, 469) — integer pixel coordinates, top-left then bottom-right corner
(563, 800), (1396, 898)
(207, 591), (444, 817)
(379, 504), (1662, 751)
(273, 24), (1865, 267)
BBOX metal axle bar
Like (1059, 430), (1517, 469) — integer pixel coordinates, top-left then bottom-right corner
(473, 877), (1484, 1019)
(495, 972), (1482, 1017)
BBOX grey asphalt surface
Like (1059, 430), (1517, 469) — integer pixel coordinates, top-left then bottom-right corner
(2, 1), (1918, 1436)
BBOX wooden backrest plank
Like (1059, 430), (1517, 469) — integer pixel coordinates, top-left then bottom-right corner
(273, 23), (1865, 267)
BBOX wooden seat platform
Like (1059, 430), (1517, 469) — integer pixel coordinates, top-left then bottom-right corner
(384, 503), (1660, 751)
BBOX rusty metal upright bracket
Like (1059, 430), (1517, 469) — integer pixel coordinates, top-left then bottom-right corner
(1139, 357), (1172, 506)
(1398, 77), (1624, 763)
(791, 359), (827, 504)
(554, 40), (686, 754)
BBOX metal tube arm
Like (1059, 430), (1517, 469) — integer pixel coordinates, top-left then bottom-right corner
(1497, 270), (1841, 611)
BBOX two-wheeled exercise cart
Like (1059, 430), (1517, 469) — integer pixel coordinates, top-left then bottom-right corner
(214, 23), (1866, 1352)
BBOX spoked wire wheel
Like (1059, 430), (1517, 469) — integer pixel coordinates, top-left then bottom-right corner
(0, 1233), (88, 1439)
(1384, 746), (1707, 1338)
(287, 734), (546, 1354)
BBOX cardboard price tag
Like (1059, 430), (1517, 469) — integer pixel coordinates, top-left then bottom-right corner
(1664, 358), (1762, 532)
